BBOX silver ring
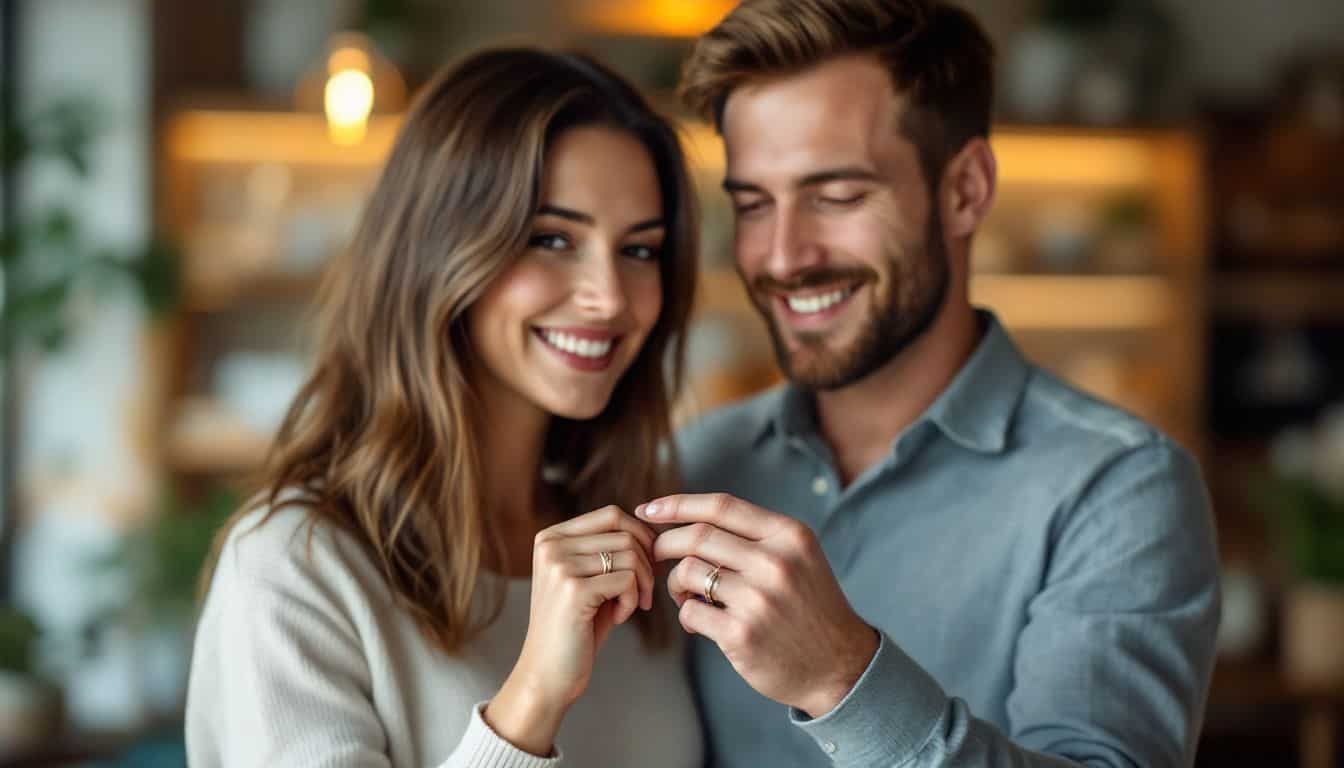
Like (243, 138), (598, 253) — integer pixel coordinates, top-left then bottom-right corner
(599, 551), (613, 575)
(704, 564), (723, 606)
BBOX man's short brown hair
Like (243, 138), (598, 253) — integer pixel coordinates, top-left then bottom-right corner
(679, 0), (995, 189)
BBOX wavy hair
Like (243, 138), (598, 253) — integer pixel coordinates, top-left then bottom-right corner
(200, 47), (699, 652)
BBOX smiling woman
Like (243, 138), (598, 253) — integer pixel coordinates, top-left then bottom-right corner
(184, 47), (702, 768)
(469, 125), (668, 420)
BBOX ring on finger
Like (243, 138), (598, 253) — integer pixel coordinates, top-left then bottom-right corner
(599, 551), (614, 575)
(704, 563), (723, 606)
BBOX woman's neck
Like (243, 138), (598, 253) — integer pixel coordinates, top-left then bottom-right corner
(477, 385), (554, 575)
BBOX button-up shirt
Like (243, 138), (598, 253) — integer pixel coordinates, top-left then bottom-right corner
(677, 312), (1220, 767)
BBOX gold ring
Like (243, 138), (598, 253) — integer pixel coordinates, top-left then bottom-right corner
(599, 551), (614, 575)
(704, 564), (723, 606)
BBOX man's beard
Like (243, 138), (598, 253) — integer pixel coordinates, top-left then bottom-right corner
(750, 209), (950, 391)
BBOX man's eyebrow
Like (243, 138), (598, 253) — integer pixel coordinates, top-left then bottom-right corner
(722, 167), (882, 194)
(797, 167), (882, 186)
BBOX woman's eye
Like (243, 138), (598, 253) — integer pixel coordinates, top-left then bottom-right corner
(622, 244), (663, 262)
(528, 233), (571, 251)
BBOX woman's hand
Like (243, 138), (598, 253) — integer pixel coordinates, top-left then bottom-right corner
(485, 505), (655, 755)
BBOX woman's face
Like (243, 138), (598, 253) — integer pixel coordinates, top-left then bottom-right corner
(468, 124), (666, 422)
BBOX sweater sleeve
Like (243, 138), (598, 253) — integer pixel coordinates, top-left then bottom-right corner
(185, 518), (563, 767)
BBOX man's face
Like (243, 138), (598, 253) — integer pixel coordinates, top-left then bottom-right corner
(721, 54), (949, 391)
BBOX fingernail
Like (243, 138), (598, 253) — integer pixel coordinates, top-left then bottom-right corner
(645, 503), (661, 518)
(635, 504), (647, 518)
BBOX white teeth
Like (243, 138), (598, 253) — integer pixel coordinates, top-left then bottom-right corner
(787, 287), (852, 315)
(541, 330), (613, 359)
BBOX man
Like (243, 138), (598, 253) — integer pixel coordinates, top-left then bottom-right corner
(633, 1), (1220, 766)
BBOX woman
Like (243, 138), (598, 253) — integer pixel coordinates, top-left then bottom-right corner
(185, 47), (702, 767)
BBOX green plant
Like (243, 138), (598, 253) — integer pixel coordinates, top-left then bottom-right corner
(0, 94), (181, 359)
(92, 486), (240, 627)
(1258, 406), (1344, 586)
(0, 603), (40, 676)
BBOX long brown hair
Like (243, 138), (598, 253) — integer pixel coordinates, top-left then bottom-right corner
(200, 48), (698, 653)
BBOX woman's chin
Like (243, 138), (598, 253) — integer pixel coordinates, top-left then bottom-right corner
(543, 393), (613, 422)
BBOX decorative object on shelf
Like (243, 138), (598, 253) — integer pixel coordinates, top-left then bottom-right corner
(1034, 201), (1095, 273)
(213, 351), (309, 437)
(1004, 0), (1176, 125)
(1094, 194), (1157, 274)
(1003, 11), (1086, 122)
(1258, 405), (1344, 686)
(1237, 328), (1329, 408)
(0, 605), (61, 756)
(1216, 563), (1269, 659)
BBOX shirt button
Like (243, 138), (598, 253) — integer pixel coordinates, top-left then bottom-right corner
(812, 476), (830, 495)
(822, 740), (838, 755)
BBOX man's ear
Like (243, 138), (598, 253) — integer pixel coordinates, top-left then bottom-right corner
(941, 138), (996, 239)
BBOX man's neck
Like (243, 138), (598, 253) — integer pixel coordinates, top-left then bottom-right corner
(815, 300), (981, 486)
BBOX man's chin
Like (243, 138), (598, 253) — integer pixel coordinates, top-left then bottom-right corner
(778, 345), (860, 391)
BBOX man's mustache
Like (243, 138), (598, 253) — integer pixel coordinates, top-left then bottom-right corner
(748, 267), (878, 295)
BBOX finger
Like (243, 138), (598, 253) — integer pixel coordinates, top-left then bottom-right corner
(635, 494), (783, 540)
(651, 521), (762, 573)
(565, 540), (655, 613)
(667, 556), (744, 609)
(678, 595), (734, 642)
(543, 505), (655, 556)
(587, 570), (640, 626)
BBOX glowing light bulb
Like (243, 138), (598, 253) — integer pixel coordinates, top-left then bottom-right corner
(324, 59), (375, 145)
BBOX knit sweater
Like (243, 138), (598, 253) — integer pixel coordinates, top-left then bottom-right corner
(185, 505), (703, 767)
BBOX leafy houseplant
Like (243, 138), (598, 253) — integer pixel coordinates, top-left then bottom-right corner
(1259, 405), (1344, 686)
(97, 485), (240, 629)
(1, 96), (180, 359)
(1, 93), (183, 738)
(1262, 406), (1344, 586)
(0, 604), (60, 755)
(86, 485), (239, 719)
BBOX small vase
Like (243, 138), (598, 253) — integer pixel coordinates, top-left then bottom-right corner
(1283, 583), (1344, 689)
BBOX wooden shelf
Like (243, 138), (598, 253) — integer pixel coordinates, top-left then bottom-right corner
(1212, 272), (1344, 324)
(164, 399), (273, 475)
(183, 271), (322, 312)
(165, 110), (399, 167)
(972, 274), (1178, 331)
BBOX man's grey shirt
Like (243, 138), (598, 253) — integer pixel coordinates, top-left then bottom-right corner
(677, 312), (1220, 768)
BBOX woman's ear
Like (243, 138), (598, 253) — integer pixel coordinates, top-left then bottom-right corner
(941, 138), (997, 240)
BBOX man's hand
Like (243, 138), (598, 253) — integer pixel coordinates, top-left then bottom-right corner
(637, 494), (879, 718)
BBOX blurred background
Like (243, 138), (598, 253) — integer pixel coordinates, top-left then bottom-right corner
(1, 0), (1343, 765)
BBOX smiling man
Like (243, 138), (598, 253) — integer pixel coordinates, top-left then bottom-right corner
(634, 2), (1221, 767)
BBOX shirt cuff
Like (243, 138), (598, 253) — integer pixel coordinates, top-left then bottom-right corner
(789, 631), (947, 766)
(448, 702), (563, 768)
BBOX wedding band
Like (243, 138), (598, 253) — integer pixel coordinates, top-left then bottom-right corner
(704, 564), (723, 606)
(599, 551), (614, 575)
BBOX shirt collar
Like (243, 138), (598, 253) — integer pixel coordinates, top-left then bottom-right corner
(752, 310), (1028, 454)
